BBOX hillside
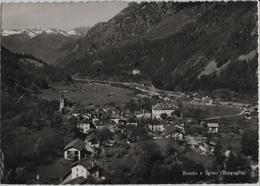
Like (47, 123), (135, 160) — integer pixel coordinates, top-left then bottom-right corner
(63, 2), (258, 99)
(2, 46), (71, 105)
(56, 2), (178, 67)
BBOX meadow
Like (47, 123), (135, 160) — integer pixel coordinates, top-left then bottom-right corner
(40, 82), (137, 105)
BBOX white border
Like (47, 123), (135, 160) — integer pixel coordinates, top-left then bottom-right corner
(0, 0), (259, 186)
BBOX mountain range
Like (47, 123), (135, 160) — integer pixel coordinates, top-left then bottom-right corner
(1, 27), (89, 64)
(2, 2), (258, 99)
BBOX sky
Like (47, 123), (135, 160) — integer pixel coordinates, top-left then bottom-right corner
(2, 2), (128, 30)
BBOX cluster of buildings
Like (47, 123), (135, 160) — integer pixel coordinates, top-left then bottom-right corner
(58, 96), (225, 183)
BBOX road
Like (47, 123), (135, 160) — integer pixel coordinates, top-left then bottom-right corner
(72, 77), (182, 100)
(73, 77), (247, 119)
(203, 110), (245, 121)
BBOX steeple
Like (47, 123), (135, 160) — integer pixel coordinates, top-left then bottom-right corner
(59, 94), (65, 113)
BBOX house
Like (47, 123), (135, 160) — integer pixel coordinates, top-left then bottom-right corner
(71, 158), (100, 180)
(63, 176), (87, 184)
(148, 123), (165, 132)
(122, 109), (131, 118)
(118, 119), (127, 125)
(110, 109), (121, 119)
(207, 123), (220, 133)
(135, 111), (151, 119)
(208, 140), (217, 155)
(84, 133), (101, 148)
(201, 96), (214, 105)
(152, 102), (178, 119)
(166, 132), (185, 141)
(148, 120), (167, 133)
(92, 119), (104, 129)
(104, 140), (117, 147)
(77, 122), (95, 134)
(244, 111), (252, 120)
(198, 144), (207, 155)
(186, 136), (212, 155)
(132, 69), (140, 75)
(64, 139), (86, 161)
(165, 125), (185, 141)
(126, 118), (138, 126)
(72, 113), (80, 117)
(186, 136), (202, 150)
(84, 143), (96, 156)
(62, 158), (102, 184)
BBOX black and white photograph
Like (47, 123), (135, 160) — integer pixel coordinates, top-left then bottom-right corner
(0, 0), (259, 184)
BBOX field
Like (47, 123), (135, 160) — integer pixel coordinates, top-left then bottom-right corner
(40, 82), (137, 105)
(183, 102), (241, 119)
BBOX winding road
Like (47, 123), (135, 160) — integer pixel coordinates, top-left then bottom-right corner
(203, 110), (245, 121)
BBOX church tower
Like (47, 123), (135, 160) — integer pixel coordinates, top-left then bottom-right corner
(59, 94), (65, 113)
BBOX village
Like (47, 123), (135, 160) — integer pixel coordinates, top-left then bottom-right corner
(2, 78), (257, 184)
(52, 88), (258, 184)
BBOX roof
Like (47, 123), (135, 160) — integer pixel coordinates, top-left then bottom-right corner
(149, 119), (168, 126)
(165, 125), (184, 135)
(207, 123), (219, 128)
(93, 119), (103, 126)
(152, 102), (178, 110)
(64, 139), (85, 151)
(127, 117), (137, 123)
(64, 176), (87, 184)
(88, 166), (100, 173)
(72, 158), (99, 170)
(111, 113), (121, 119)
(85, 132), (99, 142)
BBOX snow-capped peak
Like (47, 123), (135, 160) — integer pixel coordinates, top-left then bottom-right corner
(2, 27), (89, 38)
(2, 28), (45, 38)
(2, 29), (23, 36)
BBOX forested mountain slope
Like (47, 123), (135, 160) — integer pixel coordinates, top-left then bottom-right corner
(63, 2), (257, 98)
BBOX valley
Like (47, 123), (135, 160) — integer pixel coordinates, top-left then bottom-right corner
(1, 1), (258, 185)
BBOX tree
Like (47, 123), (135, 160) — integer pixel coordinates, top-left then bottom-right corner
(125, 99), (139, 113)
(223, 153), (251, 183)
(34, 137), (43, 158)
(168, 163), (184, 183)
(182, 158), (206, 183)
(126, 125), (150, 142)
(171, 109), (181, 118)
(177, 99), (184, 113)
(150, 161), (171, 183)
(51, 113), (63, 129)
(130, 156), (150, 184)
(141, 98), (152, 112)
(160, 113), (168, 120)
(241, 129), (258, 161)
(96, 128), (114, 144)
(214, 138), (223, 163)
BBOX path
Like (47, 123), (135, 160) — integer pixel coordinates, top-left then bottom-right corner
(203, 110), (245, 121)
